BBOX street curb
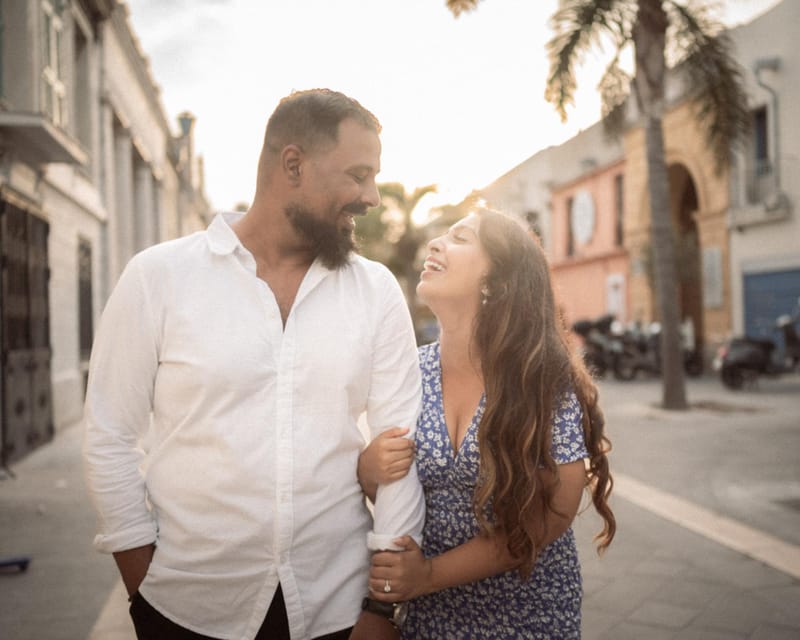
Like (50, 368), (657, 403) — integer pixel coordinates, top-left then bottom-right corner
(615, 471), (800, 579)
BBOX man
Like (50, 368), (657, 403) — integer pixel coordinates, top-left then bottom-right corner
(84, 89), (424, 640)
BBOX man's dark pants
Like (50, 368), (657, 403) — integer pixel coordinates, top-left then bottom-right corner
(130, 584), (352, 640)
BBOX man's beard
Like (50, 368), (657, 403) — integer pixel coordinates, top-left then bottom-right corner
(284, 203), (361, 269)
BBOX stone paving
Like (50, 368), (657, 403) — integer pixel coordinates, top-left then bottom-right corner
(0, 374), (798, 639)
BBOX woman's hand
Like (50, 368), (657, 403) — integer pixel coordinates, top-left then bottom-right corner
(369, 536), (432, 602)
(358, 427), (415, 501)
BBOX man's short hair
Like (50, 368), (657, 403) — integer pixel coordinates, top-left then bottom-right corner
(264, 88), (381, 156)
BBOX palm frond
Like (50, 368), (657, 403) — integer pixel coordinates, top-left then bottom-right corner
(599, 53), (631, 118)
(666, 1), (751, 173)
(379, 183), (438, 227)
(409, 184), (439, 209)
(446, 0), (482, 18)
(598, 53), (632, 139)
(378, 182), (408, 204)
(545, 0), (635, 122)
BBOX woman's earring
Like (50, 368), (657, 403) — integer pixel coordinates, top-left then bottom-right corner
(481, 286), (490, 305)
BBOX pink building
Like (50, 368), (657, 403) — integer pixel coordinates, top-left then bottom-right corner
(549, 159), (629, 330)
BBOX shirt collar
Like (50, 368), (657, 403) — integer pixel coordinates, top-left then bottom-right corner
(205, 210), (360, 271)
(206, 212), (245, 255)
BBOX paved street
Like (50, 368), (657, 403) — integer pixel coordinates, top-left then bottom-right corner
(577, 372), (800, 639)
(1, 374), (798, 639)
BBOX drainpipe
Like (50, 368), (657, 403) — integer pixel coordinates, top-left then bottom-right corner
(753, 57), (781, 192)
(0, 1), (4, 99)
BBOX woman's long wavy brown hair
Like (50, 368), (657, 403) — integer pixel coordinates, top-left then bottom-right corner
(471, 209), (615, 578)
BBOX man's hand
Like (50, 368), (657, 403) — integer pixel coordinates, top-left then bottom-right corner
(349, 611), (400, 640)
(113, 543), (155, 597)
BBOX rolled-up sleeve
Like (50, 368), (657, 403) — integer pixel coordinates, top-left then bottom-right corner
(83, 257), (160, 553)
(365, 275), (425, 551)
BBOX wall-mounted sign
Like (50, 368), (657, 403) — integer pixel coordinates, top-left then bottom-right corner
(703, 246), (723, 309)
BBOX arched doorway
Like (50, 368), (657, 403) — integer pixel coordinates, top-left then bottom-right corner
(668, 163), (704, 358)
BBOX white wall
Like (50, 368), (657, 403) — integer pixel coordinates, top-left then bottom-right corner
(727, 0), (800, 333)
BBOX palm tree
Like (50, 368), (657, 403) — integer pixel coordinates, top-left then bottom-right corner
(445, 0), (750, 409)
(378, 182), (438, 307)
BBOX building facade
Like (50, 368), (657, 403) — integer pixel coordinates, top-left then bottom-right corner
(480, 121), (626, 329)
(549, 156), (627, 327)
(480, 1), (798, 363)
(623, 0), (798, 358)
(725, 0), (799, 346)
(0, 0), (211, 467)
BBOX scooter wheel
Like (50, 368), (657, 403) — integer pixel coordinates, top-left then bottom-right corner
(685, 356), (704, 378)
(613, 352), (638, 381)
(721, 366), (745, 390)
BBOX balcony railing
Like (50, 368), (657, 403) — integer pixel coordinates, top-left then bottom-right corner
(729, 153), (794, 229)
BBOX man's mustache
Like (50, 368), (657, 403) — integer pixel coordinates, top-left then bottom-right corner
(343, 202), (368, 215)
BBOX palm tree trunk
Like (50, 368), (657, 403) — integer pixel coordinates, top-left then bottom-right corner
(643, 116), (688, 409)
(634, 0), (687, 409)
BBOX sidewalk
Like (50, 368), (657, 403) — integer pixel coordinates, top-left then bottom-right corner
(0, 419), (120, 640)
(1, 375), (798, 639)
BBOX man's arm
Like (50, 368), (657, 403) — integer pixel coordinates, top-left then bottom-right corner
(83, 257), (160, 556)
(114, 544), (155, 597)
(365, 273), (425, 552)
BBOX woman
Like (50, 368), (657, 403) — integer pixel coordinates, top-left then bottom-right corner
(358, 209), (615, 639)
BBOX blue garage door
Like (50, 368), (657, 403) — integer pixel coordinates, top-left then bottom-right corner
(743, 268), (800, 351)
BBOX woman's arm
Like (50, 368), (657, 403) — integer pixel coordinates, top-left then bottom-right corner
(369, 459), (587, 601)
(358, 427), (416, 502)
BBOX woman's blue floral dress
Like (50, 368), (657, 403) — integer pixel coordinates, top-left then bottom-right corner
(402, 342), (589, 639)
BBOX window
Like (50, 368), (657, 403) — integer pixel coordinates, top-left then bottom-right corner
(746, 106), (775, 204)
(78, 237), (93, 361)
(565, 197), (574, 257)
(525, 210), (541, 241)
(41, 0), (66, 126)
(753, 106), (769, 175)
(614, 174), (624, 246)
(73, 20), (91, 148)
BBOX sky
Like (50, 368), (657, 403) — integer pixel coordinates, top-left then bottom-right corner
(125, 0), (782, 215)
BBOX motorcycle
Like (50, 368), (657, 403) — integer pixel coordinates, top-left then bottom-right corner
(612, 319), (704, 381)
(713, 298), (800, 390)
(571, 314), (624, 378)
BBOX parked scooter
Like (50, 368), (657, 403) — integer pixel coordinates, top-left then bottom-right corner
(613, 319), (704, 381)
(713, 298), (800, 390)
(571, 314), (624, 378)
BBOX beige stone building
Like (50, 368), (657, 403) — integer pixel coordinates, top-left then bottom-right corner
(624, 0), (799, 358)
(480, 1), (799, 365)
(623, 98), (730, 360)
(0, 0), (211, 466)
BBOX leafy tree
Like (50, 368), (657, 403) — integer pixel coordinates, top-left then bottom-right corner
(356, 182), (438, 329)
(446, 0), (750, 409)
(378, 183), (438, 307)
(354, 201), (392, 264)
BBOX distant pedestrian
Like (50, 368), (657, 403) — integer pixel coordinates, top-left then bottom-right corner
(83, 88), (425, 640)
(356, 209), (616, 639)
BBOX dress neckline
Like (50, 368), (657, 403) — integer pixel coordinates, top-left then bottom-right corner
(431, 341), (485, 459)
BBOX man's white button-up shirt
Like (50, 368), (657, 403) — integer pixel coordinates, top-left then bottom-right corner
(84, 213), (425, 640)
